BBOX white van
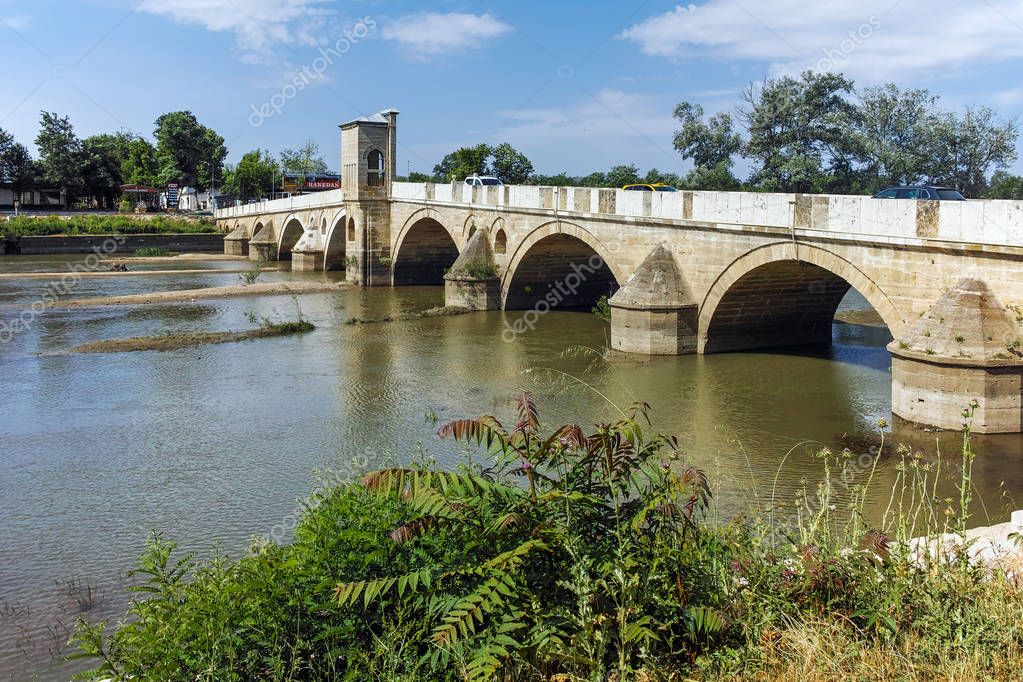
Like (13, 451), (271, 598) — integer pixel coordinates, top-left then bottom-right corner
(464, 174), (504, 187)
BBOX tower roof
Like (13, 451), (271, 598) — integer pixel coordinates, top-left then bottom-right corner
(339, 109), (400, 128)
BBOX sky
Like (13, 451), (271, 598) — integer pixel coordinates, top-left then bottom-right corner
(2, 0), (1023, 178)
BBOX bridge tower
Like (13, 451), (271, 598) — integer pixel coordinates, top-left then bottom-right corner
(340, 108), (398, 285)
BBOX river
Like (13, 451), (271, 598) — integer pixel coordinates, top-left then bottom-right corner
(2, 256), (1022, 680)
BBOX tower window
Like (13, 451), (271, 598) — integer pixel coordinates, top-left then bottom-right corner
(367, 149), (385, 187)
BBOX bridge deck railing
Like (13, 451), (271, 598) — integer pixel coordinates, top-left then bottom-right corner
(391, 182), (1023, 249)
(214, 189), (345, 219)
(214, 182), (1023, 249)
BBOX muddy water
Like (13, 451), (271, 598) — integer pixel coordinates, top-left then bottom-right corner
(1, 256), (1022, 680)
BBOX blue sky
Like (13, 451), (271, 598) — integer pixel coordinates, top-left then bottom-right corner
(3, 0), (1023, 177)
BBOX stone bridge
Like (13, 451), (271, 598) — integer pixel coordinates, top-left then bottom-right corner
(215, 109), (1023, 433)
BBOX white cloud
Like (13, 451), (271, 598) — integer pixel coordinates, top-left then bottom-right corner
(138, 0), (331, 63)
(382, 12), (511, 57)
(3, 14), (30, 31)
(621, 1), (1023, 82)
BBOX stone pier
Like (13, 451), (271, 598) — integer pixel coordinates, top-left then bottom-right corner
(609, 244), (698, 355)
(444, 228), (501, 310)
(889, 278), (1023, 433)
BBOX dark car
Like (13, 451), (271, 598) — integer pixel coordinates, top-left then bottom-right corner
(872, 186), (965, 200)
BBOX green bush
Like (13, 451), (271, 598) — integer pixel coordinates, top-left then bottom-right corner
(3, 214), (218, 237)
(70, 398), (1023, 681)
(449, 259), (498, 279)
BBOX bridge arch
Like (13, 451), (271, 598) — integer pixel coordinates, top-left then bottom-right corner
(278, 215), (305, 260)
(323, 209), (347, 270)
(392, 214), (460, 285)
(502, 221), (624, 310)
(250, 220), (266, 241)
(698, 242), (903, 354)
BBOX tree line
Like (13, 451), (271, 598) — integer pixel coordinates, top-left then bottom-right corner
(0, 111), (227, 208)
(3, 70), (1021, 209)
(0, 112), (330, 208)
(421, 72), (1022, 199)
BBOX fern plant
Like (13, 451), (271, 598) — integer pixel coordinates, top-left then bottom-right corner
(336, 394), (727, 680)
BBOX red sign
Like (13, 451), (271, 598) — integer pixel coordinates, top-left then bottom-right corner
(305, 179), (340, 189)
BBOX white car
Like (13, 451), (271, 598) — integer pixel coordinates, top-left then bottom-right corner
(464, 175), (504, 187)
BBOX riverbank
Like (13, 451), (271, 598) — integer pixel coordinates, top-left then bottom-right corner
(834, 308), (886, 326)
(12, 233), (225, 255)
(68, 396), (1023, 681)
(48, 280), (345, 308)
(0, 267), (279, 280)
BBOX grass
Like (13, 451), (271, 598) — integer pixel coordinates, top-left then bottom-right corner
(133, 247), (172, 257)
(2, 214), (218, 237)
(69, 320), (314, 353)
(68, 398), (1023, 681)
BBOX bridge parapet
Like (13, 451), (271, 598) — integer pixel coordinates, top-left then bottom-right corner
(390, 182), (1023, 249)
(215, 189), (345, 219)
(218, 182), (1023, 250)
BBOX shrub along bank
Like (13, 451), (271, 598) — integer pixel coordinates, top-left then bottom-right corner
(70, 397), (1023, 681)
(2, 214), (218, 237)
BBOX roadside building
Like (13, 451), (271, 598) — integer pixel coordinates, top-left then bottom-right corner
(0, 183), (63, 209)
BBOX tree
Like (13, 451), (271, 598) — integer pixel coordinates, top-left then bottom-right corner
(985, 171), (1023, 200)
(673, 102), (742, 170)
(529, 172), (576, 186)
(644, 168), (684, 188)
(740, 71), (857, 193)
(678, 162), (741, 191)
(153, 111), (227, 190)
(122, 137), (159, 186)
(433, 144), (492, 181)
(0, 127), (36, 200)
(605, 164), (641, 188)
(853, 84), (938, 193)
(227, 149), (277, 199)
(490, 143), (533, 184)
(280, 140), (328, 176)
(578, 171), (608, 187)
(1, 142), (36, 196)
(407, 171), (440, 183)
(81, 133), (132, 208)
(35, 111), (84, 205)
(926, 107), (1018, 197)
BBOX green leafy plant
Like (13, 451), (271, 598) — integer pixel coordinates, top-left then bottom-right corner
(454, 259), (498, 279)
(239, 259), (268, 285)
(591, 294), (612, 322)
(336, 394), (722, 680)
